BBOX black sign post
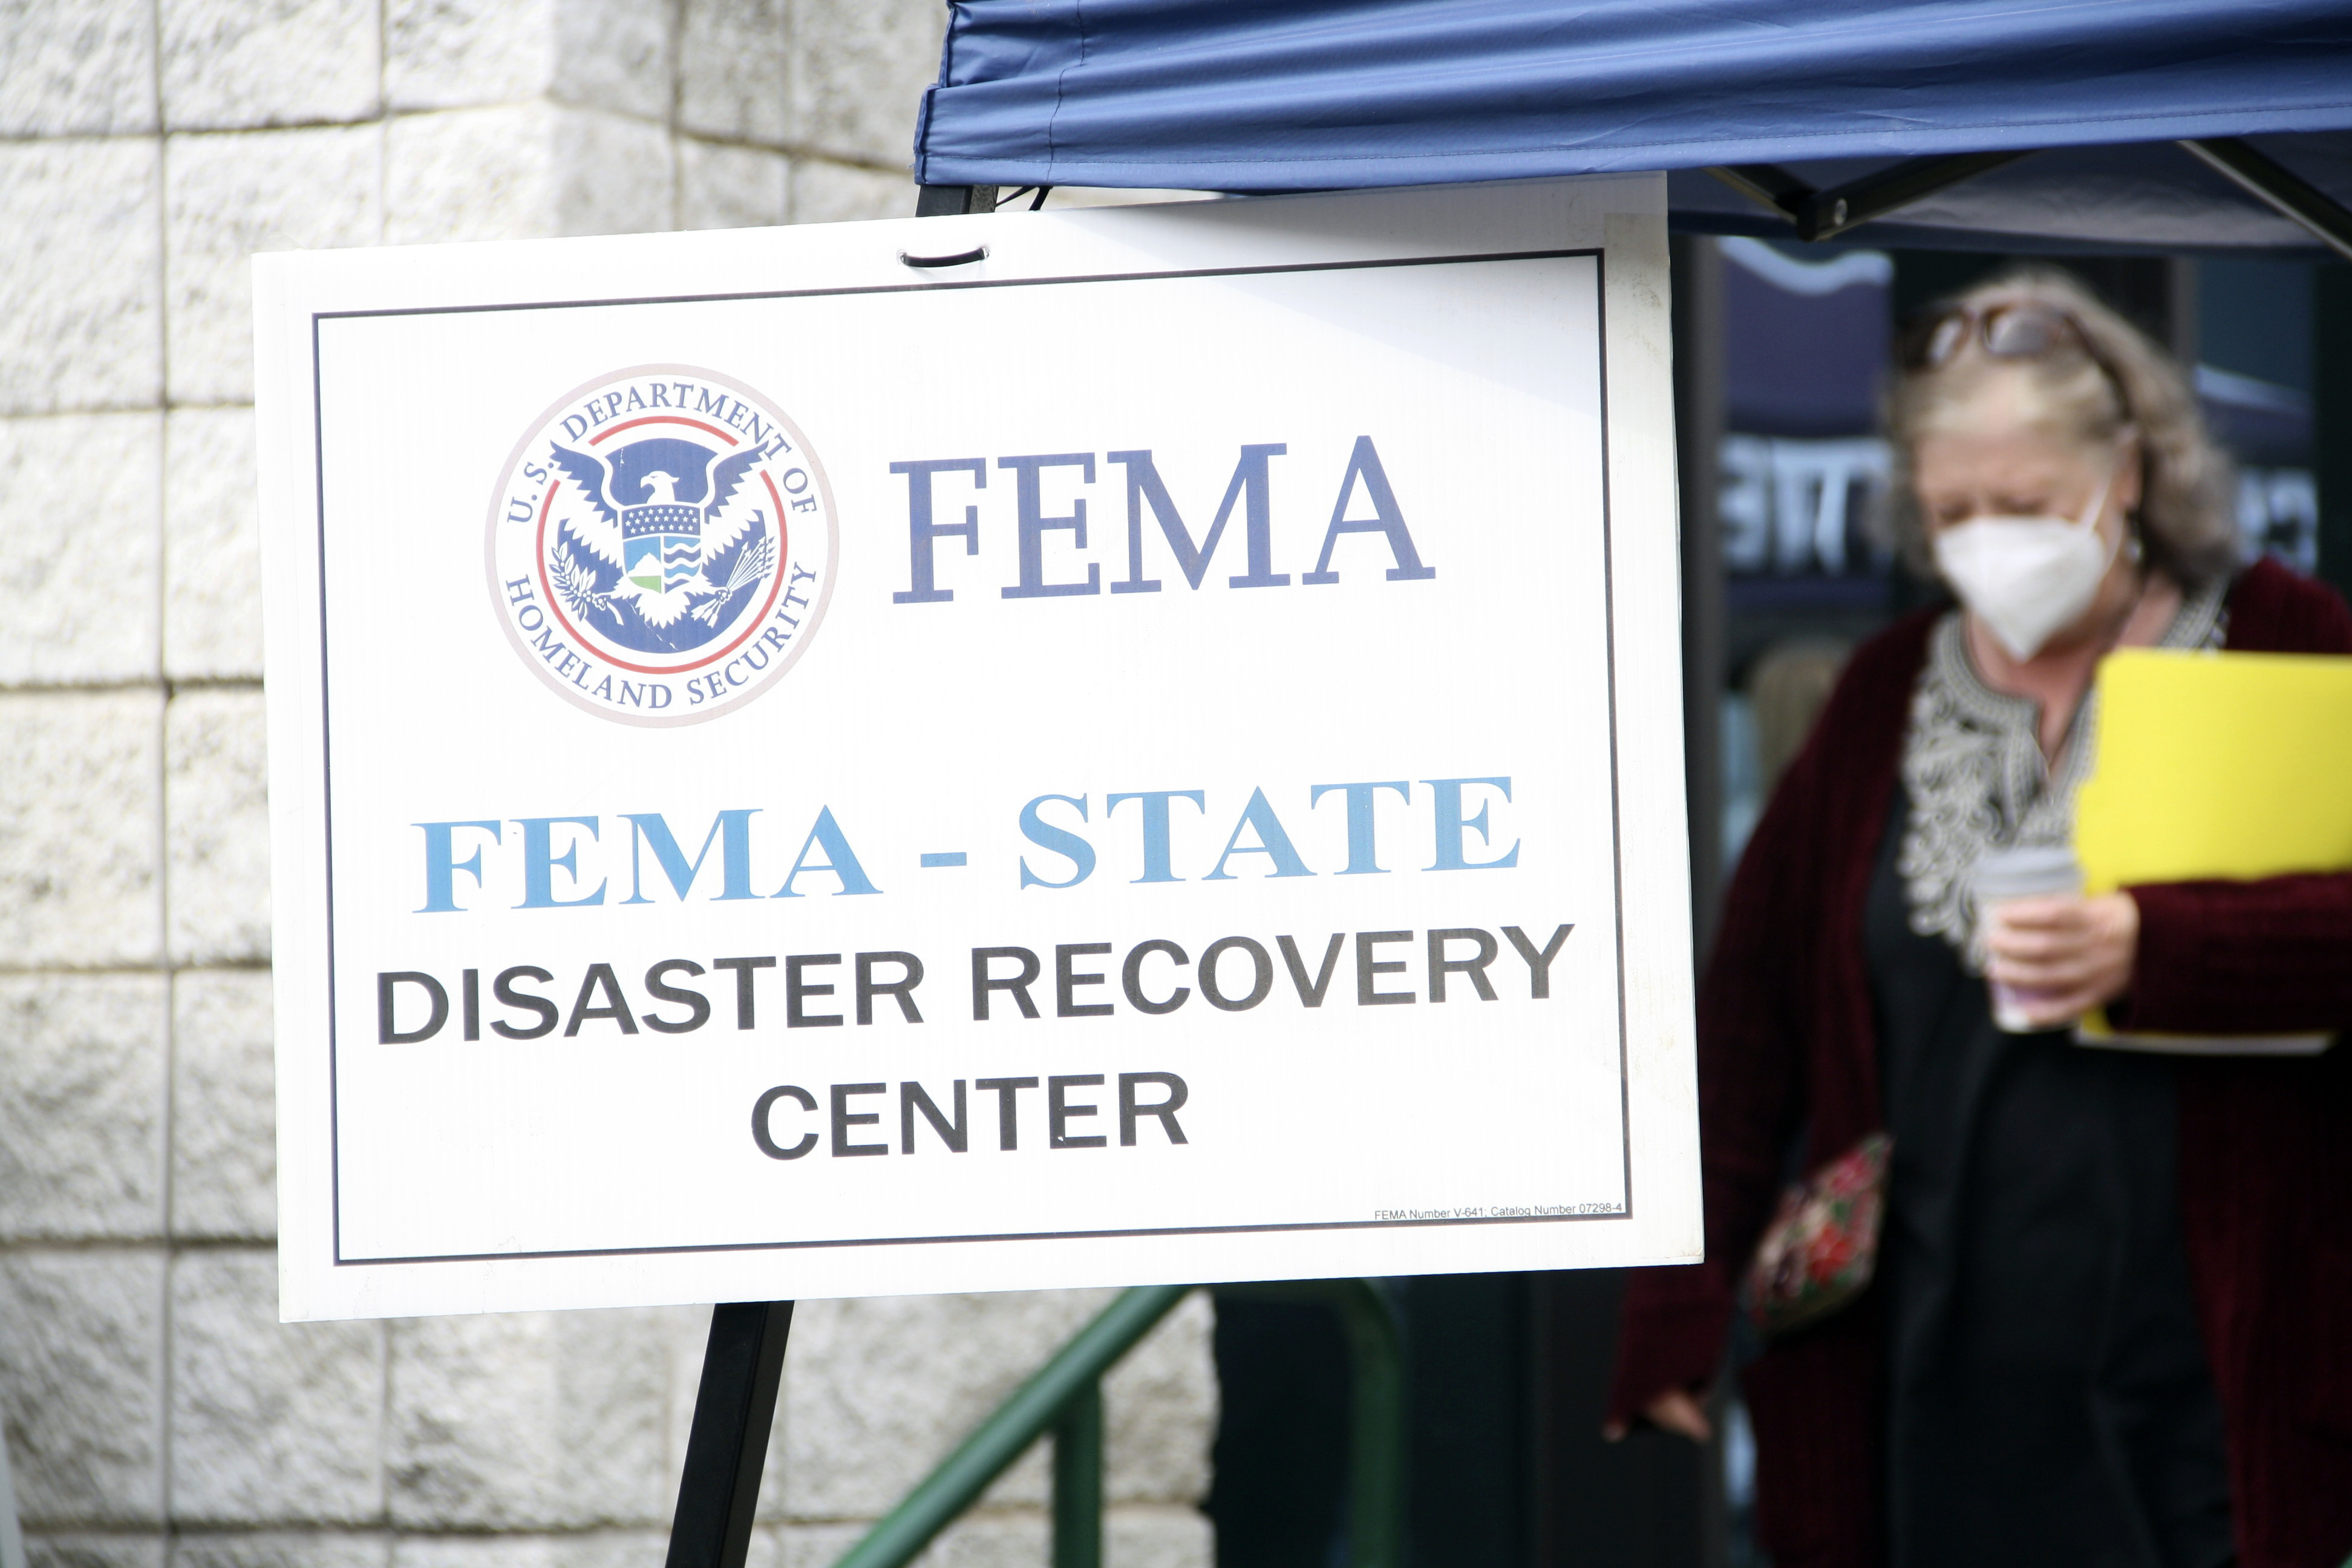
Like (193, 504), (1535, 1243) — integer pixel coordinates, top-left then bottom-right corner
(665, 1301), (796, 1568)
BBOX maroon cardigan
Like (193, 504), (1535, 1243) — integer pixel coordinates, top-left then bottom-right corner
(1608, 558), (2352, 1568)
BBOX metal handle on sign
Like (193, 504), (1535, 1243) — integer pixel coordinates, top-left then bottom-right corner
(899, 246), (988, 270)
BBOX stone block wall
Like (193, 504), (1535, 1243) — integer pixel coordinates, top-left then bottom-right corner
(0, 4), (1217, 1566)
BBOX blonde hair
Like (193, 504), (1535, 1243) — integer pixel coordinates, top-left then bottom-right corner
(1881, 268), (2238, 588)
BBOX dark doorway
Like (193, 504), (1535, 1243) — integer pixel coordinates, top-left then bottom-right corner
(1208, 1273), (1711, 1567)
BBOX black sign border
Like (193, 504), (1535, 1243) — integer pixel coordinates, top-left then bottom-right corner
(309, 244), (1636, 1269)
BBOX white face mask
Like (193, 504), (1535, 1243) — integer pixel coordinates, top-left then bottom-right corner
(1930, 471), (2122, 661)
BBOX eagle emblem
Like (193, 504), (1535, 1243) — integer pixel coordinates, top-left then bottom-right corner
(543, 435), (778, 652)
(487, 367), (835, 726)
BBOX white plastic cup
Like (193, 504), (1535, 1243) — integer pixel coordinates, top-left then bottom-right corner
(1971, 843), (2085, 1032)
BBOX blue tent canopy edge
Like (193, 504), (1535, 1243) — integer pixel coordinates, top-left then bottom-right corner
(911, 0), (2352, 255)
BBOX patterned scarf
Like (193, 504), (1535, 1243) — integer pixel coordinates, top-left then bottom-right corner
(1897, 575), (2229, 969)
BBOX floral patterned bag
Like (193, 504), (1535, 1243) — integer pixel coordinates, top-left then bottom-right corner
(1740, 1132), (1892, 1338)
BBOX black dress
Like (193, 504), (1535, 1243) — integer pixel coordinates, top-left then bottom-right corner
(1866, 793), (2235, 1568)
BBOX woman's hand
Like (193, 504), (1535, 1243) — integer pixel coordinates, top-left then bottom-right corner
(1982, 890), (2139, 1026)
(1603, 1388), (1713, 1444)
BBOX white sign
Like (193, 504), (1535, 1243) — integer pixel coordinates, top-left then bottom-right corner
(255, 175), (1699, 1321)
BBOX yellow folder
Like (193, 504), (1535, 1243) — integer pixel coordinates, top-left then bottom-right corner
(2072, 648), (2352, 1052)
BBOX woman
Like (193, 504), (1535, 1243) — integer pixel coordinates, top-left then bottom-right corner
(1607, 271), (2352, 1568)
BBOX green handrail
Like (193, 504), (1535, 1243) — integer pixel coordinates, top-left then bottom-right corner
(832, 1283), (1191, 1568)
(1050, 1379), (1104, 1568)
(831, 1279), (1405, 1568)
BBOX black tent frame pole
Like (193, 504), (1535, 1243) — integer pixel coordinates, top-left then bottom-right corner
(2178, 139), (2352, 263)
(665, 1302), (797, 1568)
(915, 185), (1001, 217)
(1712, 141), (2352, 258)
(1671, 234), (1728, 959)
(1705, 151), (2033, 241)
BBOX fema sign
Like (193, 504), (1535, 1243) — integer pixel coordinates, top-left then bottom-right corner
(487, 367), (835, 723)
(255, 176), (1700, 1321)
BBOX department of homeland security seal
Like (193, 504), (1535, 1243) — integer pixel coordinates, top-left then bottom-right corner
(485, 365), (836, 725)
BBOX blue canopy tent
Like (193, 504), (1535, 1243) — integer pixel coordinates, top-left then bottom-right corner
(909, 0), (2352, 256)
(904, 10), (2352, 1560)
